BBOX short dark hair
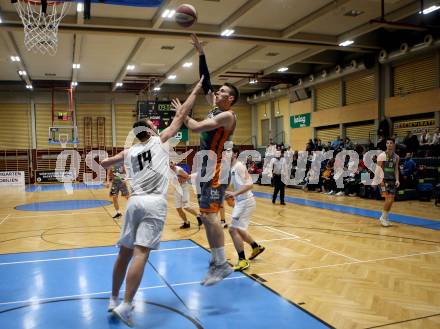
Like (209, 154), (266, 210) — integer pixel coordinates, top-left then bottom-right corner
(232, 146), (240, 155)
(133, 119), (152, 140)
(386, 137), (395, 143)
(223, 83), (239, 106)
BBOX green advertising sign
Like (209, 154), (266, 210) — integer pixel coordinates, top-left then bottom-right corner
(290, 113), (311, 128)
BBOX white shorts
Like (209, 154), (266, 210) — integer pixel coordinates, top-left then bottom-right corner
(230, 197), (256, 230)
(118, 195), (167, 250)
(174, 185), (190, 209)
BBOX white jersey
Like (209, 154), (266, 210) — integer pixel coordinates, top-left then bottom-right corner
(124, 136), (169, 198)
(231, 161), (253, 202)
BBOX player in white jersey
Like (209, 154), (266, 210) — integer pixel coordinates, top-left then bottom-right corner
(100, 77), (203, 327)
(226, 147), (265, 271)
(169, 161), (202, 228)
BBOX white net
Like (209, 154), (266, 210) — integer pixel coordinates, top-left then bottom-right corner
(14, 0), (71, 56)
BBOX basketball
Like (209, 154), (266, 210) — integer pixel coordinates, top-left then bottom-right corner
(225, 195), (235, 207)
(175, 4), (197, 28)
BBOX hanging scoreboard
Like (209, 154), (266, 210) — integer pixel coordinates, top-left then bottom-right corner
(137, 100), (189, 141)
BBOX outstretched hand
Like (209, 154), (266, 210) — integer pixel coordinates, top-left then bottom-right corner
(191, 33), (205, 54)
(171, 98), (182, 112)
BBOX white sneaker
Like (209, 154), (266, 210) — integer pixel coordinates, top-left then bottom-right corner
(107, 297), (119, 312)
(203, 262), (233, 286)
(379, 216), (391, 227)
(113, 302), (134, 327)
(327, 191), (335, 195)
(336, 191), (345, 196)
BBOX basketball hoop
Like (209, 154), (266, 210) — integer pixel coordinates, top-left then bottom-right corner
(13, 0), (71, 56)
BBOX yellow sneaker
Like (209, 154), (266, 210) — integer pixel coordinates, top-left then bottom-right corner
(249, 245), (265, 260)
(232, 259), (250, 271)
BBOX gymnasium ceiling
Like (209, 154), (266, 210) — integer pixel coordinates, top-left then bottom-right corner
(0, 0), (439, 95)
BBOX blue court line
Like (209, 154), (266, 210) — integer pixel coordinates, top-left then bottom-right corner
(15, 200), (112, 211)
(254, 191), (440, 230)
(0, 240), (332, 329)
(26, 184), (105, 192)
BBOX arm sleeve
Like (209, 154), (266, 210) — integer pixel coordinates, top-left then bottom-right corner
(199, 55), (213, 95)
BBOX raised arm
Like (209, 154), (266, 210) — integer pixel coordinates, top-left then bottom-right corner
(101, 150), (128, 169)
(184, 110), (234, 133)
(191, 34), (215, 106)
(160, 76), (204, 143)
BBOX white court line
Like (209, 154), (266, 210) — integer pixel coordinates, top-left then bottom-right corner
(259, 250), (440, 277)
(0, 246), (200, 266)
(0, 237), (301, 266)
(254, 221), (360, 262)
(8, 211), (107, 219)
(1, 250), (436, 307)
(0, 214), (10, 225)
(0, 275), (247, 307)
(220, 204), (360, 262)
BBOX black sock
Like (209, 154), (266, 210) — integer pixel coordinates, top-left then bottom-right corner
(251, 242), (259, 249)
(238, 251), (246, 260)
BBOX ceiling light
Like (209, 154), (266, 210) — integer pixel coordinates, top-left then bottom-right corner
(18, 70), (27, 76)
(167, 75), (176, 80)
(277, 67), (288, 72)
(167, 10), (175, 18)
(153, 87), (161, 91)
(26, 84), (33, 90)
(72, 63), (80, 69)
(10, 56), (20, 62)
(0, 17), (2, 23)
(221, 29), (234, 37)
(182, 62), (193, 68)
(249, 79), (258, 84)
(344, 9), (364, 17)
(77, 3), (83, 12)
(419, 5), (440, 14)
(126, 65), (135, 71)
(339, 40), (354, 47)
(162, 9), (170, 18)
(71, 81), (78, 87)
(116, 82), (123, 87)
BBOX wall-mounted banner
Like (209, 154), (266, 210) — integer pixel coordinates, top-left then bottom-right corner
(35, 170), (75, 184)
(0, 171), (25, 188)
(290, 113), (311, 128)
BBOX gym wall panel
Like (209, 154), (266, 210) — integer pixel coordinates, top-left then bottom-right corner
(290, 99), (312, 151)
(232, 103), (252, 145)
(312, 100), (377, 127)
(290, 127), (312, 151)
(393, 56), (437, 96)
(345, 73), (376, 105)
(315, 80), (340, 111)
(115, 104), (136, 147)
(0, 104), (31, 149)
(385, 88), (440, 118)
(76, 104), (112, 149)
(274, 96), (290, 142)
(316, 126), (340, 144)
(257, 101), (270, 146)
(346, 122), (375, 143)
(291, 99), (312, 115)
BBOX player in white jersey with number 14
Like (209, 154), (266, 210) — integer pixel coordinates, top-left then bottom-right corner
(100, 77), (203, 327)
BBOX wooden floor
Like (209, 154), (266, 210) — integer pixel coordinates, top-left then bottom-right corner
(0, 185), (439, 329)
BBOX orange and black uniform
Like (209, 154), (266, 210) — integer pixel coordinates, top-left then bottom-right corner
(197, 54), (236, 213)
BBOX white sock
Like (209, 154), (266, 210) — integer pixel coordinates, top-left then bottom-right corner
(120, 301), (132, 310)
(210, 250), (217, 264)
(213, 247), (226, 265)
(382, 211), (389, 219)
